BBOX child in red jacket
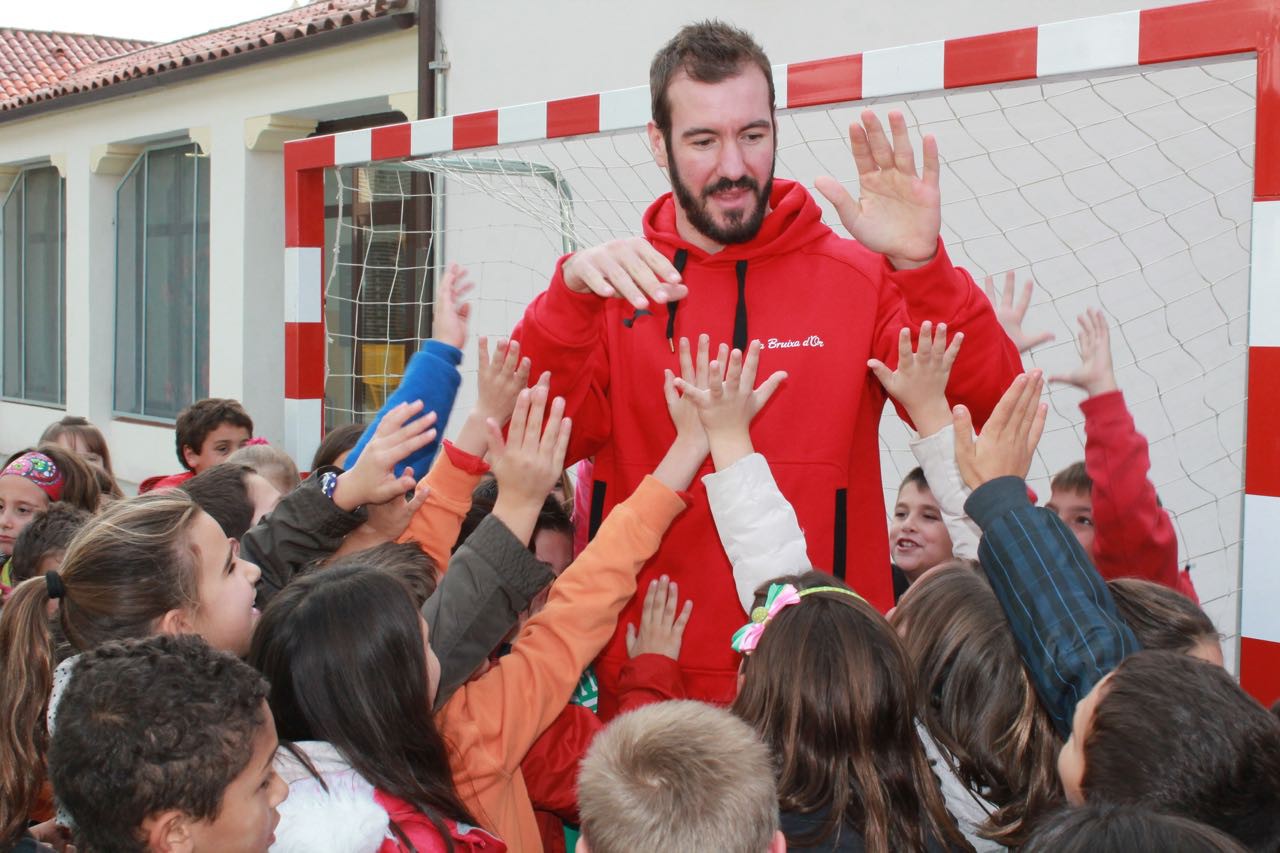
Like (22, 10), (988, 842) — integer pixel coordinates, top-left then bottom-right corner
(1047, 308), (1197, 600)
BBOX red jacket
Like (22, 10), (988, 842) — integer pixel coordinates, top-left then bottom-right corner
(524, 655), (685, 853)
(138, 471), (194, 493)
(512, 179), (1021, 713)
(1082, 390), (1198, 601)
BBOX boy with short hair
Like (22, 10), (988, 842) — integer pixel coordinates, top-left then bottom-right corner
(577, 700), (785, 853)
(8, 503), (91, 585)
(1047, 309), (1196, 598)
(47, 634), (287, 853)
(140, 398), (254, 493)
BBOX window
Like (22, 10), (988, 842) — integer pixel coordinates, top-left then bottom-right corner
(2, 165), (66, 405)
(114, 142), (210, 420)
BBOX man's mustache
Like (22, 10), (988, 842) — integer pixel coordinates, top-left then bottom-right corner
(701, 176), (760, 199)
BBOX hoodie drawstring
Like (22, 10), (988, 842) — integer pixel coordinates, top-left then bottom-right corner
(733, 260), (749, 352)
(666, 249), (688, 352)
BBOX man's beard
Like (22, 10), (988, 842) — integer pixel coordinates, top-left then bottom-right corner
(667, 139), (774, 246)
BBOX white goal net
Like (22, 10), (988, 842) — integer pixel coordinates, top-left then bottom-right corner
(321, 56), (1255, 668)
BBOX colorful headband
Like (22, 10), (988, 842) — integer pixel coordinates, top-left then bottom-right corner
(1, 452), (63, 502)
(731, 582), (866, 654)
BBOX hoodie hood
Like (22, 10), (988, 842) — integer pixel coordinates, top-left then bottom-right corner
(642, 178), (833, 265)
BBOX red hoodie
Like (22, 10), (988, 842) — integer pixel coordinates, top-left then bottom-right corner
(512, 179), (1021, 713)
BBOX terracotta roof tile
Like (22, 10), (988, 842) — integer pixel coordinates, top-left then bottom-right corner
(0, 28), (151, 101)
(1, 0), (408, 112)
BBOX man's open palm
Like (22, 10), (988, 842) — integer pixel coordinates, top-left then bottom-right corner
(815, 109), (941, 269)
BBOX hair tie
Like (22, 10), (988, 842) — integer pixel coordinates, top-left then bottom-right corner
(2, 452), (64, 502)
(730, 582), (865, 654)
(45, 570), (66, 600)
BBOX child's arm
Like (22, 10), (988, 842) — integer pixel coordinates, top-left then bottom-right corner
(869, 321), (981, 559)
(674, 337), (801, 613)
(246, 401), (437, 606)
(343, 264), (473, 479)
(1050, 308), (1182, 591)
(955, 372), (1139, 737)
(398, 338), (534, 571)
(442, 384), (697, 780)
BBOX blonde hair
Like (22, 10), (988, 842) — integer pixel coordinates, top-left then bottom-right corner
(227, 443), (300, 496)
(0, 492), (202, 846)
(578, 700), (779, 853)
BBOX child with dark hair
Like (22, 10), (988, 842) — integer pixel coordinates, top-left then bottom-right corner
(8, 503), (91, 586)
(1023, 803), (1248, 853)
(181, 463), (282, 541)
(310, 423), (364, 471)
(327, 540), (439, 606)
(1046, 308), (1197, 598)
(891, 565), (1063, 848)
(1108, 577), (1221, 664)
(139, 398), (255, 493)
(40, 415), (124, 499)
(47, 634), (286, 852)
(953, 370), (1280, 850)
(1, 444), (101, 589)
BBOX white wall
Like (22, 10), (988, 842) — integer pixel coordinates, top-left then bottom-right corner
(0, 28), (419, 484)
(437, 0), (1189, 113)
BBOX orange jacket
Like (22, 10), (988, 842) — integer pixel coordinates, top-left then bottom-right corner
(438, 477), (688, 851)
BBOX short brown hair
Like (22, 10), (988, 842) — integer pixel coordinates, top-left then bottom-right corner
(1084, 651), (1280, 849)
(227, 443), (300, 496)
(175, 398), (253, 471)
(579, 700), (779, 853)
(1107, 578), (1218, 655)
(1051, 461), (1092, 495)
(649, 21), (775, 135)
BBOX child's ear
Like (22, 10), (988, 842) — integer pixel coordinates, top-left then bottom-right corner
(141, 810), (195, 853)
(575, 836), (590, 853)
(157, 608), (193, 638)
(769, 829), (787, 853)
(181, 444), (201, 470)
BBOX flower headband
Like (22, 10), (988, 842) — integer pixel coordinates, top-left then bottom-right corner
(731, 582), (866, 654)
(1, 452), (63, 502)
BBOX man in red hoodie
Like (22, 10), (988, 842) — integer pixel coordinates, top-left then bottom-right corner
(512, 21), (1022, 714)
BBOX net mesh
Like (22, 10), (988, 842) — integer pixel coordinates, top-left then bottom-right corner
(322, 56), (1255, 667)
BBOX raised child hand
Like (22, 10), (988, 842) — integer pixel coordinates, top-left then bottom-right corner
(867, 320), (961, 437)
(1049, 307), (1118, 398)
(333, 401), (437, 510)
(431, 263), (475, 350)
(814, 110), (941, 270)
(455, 337), (535, 457)
(953, 370), (1048, 492)
(675, 339), (786, 470)
(663, 335), (723, 456)
(985, 271), (1054, 353)
(626, 575), (693, 660)
(485, 384), (571, 544)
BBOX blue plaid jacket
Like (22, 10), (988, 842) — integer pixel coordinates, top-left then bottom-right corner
(965, 476), (1140, 738)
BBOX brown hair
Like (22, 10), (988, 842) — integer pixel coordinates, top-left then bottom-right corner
(4, 443), (102, 514)
(649, 21), (775, 135)
(174, 398), (253, 471)
(227, 443), (300, 496)
(732, 572), (967, 853)
(40, 416), (122, 498)
(898, 466), (929, 492)
(1050, 461), (1092, 495)
(579, 700), (779, 853)
(891, 566), (1063, 846)
(311, 422), (364, 471)
(328, 541), (439, 608)
(1083, 651), (1280, 849)
(1107, 578), (1218, 655)
(1023, 803), (1249, 853)
(0, 492), (203, 846)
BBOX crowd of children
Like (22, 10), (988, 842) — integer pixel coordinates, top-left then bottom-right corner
(1, 254), (1278, 852)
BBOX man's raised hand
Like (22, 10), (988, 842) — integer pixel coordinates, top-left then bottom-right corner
(984, 271), (1054, 353)
(562, 236), (689, 309)
(867, 321), (962, 437)
(953, 370), (1049, 492)
(1049, 307), (1119, 399)
(814, 110), (941, 270)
